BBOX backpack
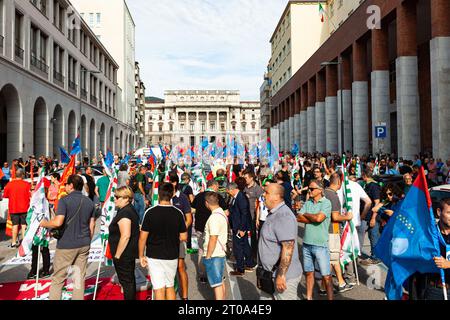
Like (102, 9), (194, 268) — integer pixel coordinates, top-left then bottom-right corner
(129, 174), (140, 192)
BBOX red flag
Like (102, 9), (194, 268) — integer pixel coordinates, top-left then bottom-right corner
(0, 168), (4, 180)
(54, 155), (76, 211)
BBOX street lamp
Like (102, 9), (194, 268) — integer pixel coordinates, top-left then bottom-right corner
(321, 57), (344, 156)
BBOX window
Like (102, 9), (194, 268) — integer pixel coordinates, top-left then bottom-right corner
(201, 122), (205, 132)
(190, 122), (195, 131)
(40, 32), (48, 63)
(96, 13), (101, 26)
(159, 124), (163, 132)
(89, 13), (94, 28)
(30, 24), (38, 57)
(210, 122), (215, 131)
(169, 123), (173, 131)
(180, 123), (185, 131)
(149, 123), (153, 132)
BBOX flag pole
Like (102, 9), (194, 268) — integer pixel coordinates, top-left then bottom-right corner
(92, 239), (106, 300)
(443, 284), (448, 301)
(349, 231), (360, 286)
(34, 245), (41, 299)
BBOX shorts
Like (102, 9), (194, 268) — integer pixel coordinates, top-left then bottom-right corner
(179, 241), (186, 259)
(146, 258), (178, 290)
(303, 243), (331, 276)
(202, 256), (226, 288)
(11, 213), (27, 226)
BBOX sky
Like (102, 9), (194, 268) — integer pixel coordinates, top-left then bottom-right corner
(127, 0), (288, 101)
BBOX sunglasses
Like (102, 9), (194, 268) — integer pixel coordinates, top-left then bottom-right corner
(308, 187), (320, 192)
(387, 193), (393, 196)
(114, 196), (123, 200)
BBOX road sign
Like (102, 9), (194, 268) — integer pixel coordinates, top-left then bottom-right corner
(375, 126), (387, 139)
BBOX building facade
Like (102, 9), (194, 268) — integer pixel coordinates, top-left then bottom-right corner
(270, 0), (450, 161)
(71, 0), (138, 148)
(134, 61), (145, 147)
(0, 0), (133, 164)
(259, 72), (271, 143)
(145, 91), (260, 147)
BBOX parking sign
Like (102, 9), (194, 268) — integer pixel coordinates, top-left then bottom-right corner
(375, 126), (387, 139)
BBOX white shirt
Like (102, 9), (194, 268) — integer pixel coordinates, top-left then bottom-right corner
(203, 207), (228, 258)
(78, 174), (89, 197)
(338, 180), (370, 227)
(258, 195), (269, 222)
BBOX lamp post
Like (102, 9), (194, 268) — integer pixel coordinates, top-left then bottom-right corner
(321, 57), (344, 156)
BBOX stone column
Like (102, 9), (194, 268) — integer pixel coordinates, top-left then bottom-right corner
(289, 94), (295, 151)
(396, 1), (420, 160)
(307, 78), (316, 153)
(352, 40), (369, 156)
(338, 54), (353, 154)
(279, 102), (285, 152)
(371, 25), (391, 155)
(294, 90), (301, 147)
(300, 84), (308, 152)
(315, 71), (326, 153)
(430, 0), (450, 161)
(326, 64), (338, 153)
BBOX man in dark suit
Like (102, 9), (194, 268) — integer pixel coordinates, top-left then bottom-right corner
(227, 183), (256, 276)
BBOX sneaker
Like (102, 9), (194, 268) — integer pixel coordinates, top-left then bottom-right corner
(27, 272), (37, 280)
(8, 242), (19, 249)
(39, 270), (51, 279)
(319, 288), (337, 296)
(338, 283), (354, 293)
(346, 280), (357, 286)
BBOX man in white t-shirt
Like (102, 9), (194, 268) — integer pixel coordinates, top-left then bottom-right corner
(202, 192), (228, 300)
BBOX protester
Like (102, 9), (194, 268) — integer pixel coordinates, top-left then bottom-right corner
(117, 164), (130, 188)
(109, 186), (140, 300)
(243, 169), (264, 261)
(132, 166), (146, 224)
(1, 162), (10, 190)
(313, 166), (330, 189)
(360, 168), (382, 265)
(297, 180), (333, 300)
(47, 172), (61, 215)
(276, 171), (293, 211)
(3, 169), (31, 248)
(373, 183), (403, 233)
(227, 182), (256, 276)
(83, 167), (96, 201)
(256, 179), (273, 231)
(403, 173), (413, 196)
(202, 192), (229, 300)
(95, 169), (111, 207)
(169, 172), (192, 300)
(40, 175), (96, 300)
(139, 183), (187, 300)
(192, 179), (229, 283)
(259, 183), (303, 300)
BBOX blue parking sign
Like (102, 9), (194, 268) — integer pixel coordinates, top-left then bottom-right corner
(375, 126), (387, 139)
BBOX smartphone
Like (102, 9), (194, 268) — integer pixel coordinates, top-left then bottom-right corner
(236, 232), (243, 239)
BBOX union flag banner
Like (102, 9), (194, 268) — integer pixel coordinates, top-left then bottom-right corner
(54, 155), (76, 212)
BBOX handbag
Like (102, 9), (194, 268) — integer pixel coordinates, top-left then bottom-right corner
(329, 233), (341, 261)
(51, 198), (84, 240)
(256, 266), (276, 295)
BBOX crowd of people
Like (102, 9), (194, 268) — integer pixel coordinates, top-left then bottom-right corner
(0, 149), (449, 301)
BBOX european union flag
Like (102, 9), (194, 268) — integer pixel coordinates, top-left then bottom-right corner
(105, 151), (114, 168)
(291, 144), (299, 156)
(374, 166), (442, 300)
(59, 146), (70, 164)
(70, 135), (81, 156)
(201, 138), (209, 151)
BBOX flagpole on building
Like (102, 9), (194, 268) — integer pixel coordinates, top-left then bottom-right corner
(35, 245), (41, 299)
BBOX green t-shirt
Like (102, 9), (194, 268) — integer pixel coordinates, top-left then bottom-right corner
(300, 197), (332, 247)
(134, 173), (145, 194)
(96, 176), (111, 202)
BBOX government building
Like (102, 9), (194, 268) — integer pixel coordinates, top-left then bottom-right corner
(267, 0), (450, 161)
(0, 0), (137, 164)
(145, 90), (260, 147)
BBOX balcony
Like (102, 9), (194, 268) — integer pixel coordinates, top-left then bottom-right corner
(90, 95), (98, 106)
(53, 70), (64, 88)
(68, 80), (77, 95)
(81, 88), (88, 101)
(30, 55), (49, 78)
(15, 44), (24, 63)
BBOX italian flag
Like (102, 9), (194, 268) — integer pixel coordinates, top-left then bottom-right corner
(319, 3), (325, 22)
(151, 168), (160, 207)
(340, 155), (360, 270)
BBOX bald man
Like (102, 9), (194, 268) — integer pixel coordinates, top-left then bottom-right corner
(258, 183), (303, 300)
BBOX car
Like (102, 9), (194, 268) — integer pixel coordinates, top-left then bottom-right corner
(0, 165), (106, 223)
(429, 184), (450, 218)
(373, 174), (405, 190)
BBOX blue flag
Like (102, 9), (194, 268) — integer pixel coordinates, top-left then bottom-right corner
(159, 145), (166, 160)
(201, 138), (209, 151)
(105, 151), (114, 168)
(374, 167), (442, 300)
(120, 154), (130, 166)
(59, 146), (70, 164)
(291, 143), (299, 156)
(70, 135), (81, 156)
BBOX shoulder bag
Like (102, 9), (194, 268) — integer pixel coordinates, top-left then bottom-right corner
(51, 198), (84, 240)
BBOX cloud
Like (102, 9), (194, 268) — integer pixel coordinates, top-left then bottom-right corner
(127, 0), (287, 101)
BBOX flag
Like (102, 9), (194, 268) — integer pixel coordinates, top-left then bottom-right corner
(0, 168), (4, 180)
(54, 155), (76, 211)
(291, 144), (299, 157)
(340, 155), (360, 270)
(100, 165), (119, 266)
(356, 158), (362, 179)
(119, 154), (130, 166)
(201, 138), (209, 151)
(151, 168), (160, 207)
(104, 151), (114, 168)
(374, 166), (443, 300)
(59, 147), (70, 164)
(159, 145), (166, 160)
(373, 157), (380, 176)
(10, 163), (16, 180)
(319, 3), (325, 22)
(69, 135), (81, 156)
(18, 170), (50, 257)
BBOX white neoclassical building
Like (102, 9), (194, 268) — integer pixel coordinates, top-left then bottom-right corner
(145, 90), (261, 147)
(0, 0), (136, 164)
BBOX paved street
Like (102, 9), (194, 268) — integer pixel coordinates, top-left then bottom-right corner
(0, 221), (386, 300)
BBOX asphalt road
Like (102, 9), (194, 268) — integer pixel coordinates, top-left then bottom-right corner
(0, 221), (387, 300)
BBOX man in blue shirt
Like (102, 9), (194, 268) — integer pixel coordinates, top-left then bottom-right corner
(1, 162), (11, 190)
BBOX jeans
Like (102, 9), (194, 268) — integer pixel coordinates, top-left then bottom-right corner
(357, 222), (368, 258)
(232, 230), (254, 272)
(113, 257), (136, 300)
(302, 244), (331, 276)
(367, 221), (381, 259)
(202, 257), (226, 288)
(133, 193), (145, 224)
